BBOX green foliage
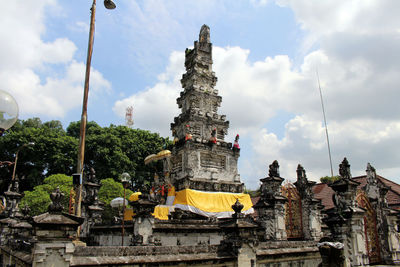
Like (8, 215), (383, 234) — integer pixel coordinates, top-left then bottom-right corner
(20, 174), (73, 216)
(98, 178), (133, 206)
(98, 178), (134, 224)
(0, 118), (77, 192)
(0, 118), (170, 192)
(320, 175), (341, 184)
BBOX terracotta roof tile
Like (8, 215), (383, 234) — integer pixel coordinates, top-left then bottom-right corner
(313, 175), (400, 210)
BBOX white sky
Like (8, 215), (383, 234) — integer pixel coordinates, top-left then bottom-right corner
(1, 0), (400, 188)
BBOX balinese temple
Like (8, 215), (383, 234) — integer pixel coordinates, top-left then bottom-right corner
(2, 24), (400, 267)
(131, 25), (253, 220)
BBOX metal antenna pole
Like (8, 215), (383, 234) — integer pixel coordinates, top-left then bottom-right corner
(316, 69), (334, 178)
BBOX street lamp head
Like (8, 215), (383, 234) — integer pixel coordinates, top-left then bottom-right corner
(0, 90), (19, 136)
(120, 172), (131, 188)
(104, 0), (116, 9)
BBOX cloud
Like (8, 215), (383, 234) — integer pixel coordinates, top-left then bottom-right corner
(114, 0), (400, 188)
(113, 51), (184, 137)
(0, 1), (111, 118)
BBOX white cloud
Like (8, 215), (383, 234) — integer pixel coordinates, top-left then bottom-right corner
(113, 51), (184, 137)
(114, 0), (400, 188)
(0, 1), (111, 118)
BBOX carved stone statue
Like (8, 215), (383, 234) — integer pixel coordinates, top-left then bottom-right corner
(268, 160), (280, 177)
(48, 187), (64, 213)
(339, 157), (351, 179)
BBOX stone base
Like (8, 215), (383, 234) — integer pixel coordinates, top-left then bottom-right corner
(175, 177), (244, 193)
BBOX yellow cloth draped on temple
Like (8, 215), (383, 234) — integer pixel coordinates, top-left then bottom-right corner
(125, 188), (254, 220)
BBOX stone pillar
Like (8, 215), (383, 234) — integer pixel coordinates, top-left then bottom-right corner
(364, 163), (400, 264)
(323, 158), (368, 266)
(0, 177), (24, 246)
(254, 160), (287, 240)
(387, 211), (400, 264)
(131, 195), (158, 245)
(31, 188), (84, 267)
(220, 199), (258, 267)
(80, 168), (103, 241)
(294, 164), (323, 240)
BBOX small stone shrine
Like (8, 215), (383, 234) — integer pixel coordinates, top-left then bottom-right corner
(170, 25), (243, 193)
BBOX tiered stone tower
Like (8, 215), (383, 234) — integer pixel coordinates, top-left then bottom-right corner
(170, 25), (243, 193)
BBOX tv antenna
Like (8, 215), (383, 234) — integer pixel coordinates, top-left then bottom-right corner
(317, 69), (334, 178)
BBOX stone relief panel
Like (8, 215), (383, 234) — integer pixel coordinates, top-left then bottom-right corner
(191, 125), (201, 137)
(171, 154), (183, 173)
(200, 152), (226, 169)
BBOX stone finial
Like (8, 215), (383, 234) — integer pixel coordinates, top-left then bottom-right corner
(268, 160), (280, 177)
(88, 167), (97, 183)
(199, 24), (210, 43)
(296, 164), (306, 181)
(7, 175), (20, 193)
(366, 163), (377, 183)
(232, 198), (244, 217)
(339, 157), (351, 179)
(48, 187), (64, 213)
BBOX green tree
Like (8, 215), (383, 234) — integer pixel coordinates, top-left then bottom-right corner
(98, 178), (133, 224)
(67, 122), (170, 188)
(0, 118), (77, 192)
(20, 174), (73, 216)
(98, 178), (133, 205)
(1, 118), (169, 192)
(320, 175), (341, 184)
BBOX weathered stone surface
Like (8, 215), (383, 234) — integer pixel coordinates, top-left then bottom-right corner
(169, 25), (243, 193)
(254, 160), (287, 241)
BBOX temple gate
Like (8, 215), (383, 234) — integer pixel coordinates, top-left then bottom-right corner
(356, 190), (381, 264)
(282, 183), (303, 239)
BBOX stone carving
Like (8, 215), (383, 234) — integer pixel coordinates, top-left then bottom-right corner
(89, 167), (98, 183)
(169, 25), (242, 193)
(48, 187), (64, 213)
(232, 199), (244, 218)
(200, 152), (225, 169)
(268, 160), (280, 177)
(339, 157), (351, 179)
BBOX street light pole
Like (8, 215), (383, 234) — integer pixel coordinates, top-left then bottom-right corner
(75, 0), (116, 223)
(75, 0), (97, 221)
(120, 172), (131, 246)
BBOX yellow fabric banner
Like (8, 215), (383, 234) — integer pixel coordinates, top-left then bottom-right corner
(153, 205), (170, 220)
(128, 192), (142, 202)
(124, 206), (170, 221)
(173, 189), (253, 213)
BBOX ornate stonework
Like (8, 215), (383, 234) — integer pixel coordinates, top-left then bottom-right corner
(169, 25), (243, 192)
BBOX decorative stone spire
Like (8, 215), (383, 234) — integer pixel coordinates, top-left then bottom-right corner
(169, 25), (242, 193)
(294, 164), (323, 241)
(172, 24), (227, 142)
(339, 157), (351, 179)
(294, 164), (316, 200)
(254, 160), (287, 240)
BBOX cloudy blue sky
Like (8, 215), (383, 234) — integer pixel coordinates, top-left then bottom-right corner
(2, 0), (400, 188)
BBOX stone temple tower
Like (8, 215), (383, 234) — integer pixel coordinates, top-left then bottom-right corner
(170, 25), (243, 193)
